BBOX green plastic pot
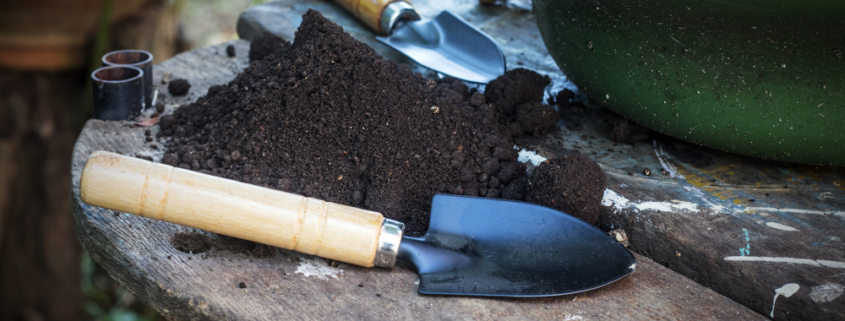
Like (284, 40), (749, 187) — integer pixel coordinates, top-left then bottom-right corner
(534, 0), (845, 166)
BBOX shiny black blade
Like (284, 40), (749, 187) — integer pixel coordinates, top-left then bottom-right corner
(398, 194), (635, 297)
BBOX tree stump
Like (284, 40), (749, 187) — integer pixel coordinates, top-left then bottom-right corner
(69, 39), (763, 321)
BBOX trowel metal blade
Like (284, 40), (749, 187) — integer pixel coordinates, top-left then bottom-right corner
(397, 194), (636, 297)
(376, 11), (506, 84)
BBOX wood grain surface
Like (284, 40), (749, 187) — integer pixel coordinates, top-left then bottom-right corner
(70, 39), (763, 320)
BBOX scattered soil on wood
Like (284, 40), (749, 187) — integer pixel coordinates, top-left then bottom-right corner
(528, 151), (607, 225)
(158, 10), (601, 247)
(217, 235), (275, 258)
(609, 118), (652, 145)
(168, 79), (191, 96)
(170, 232), (212, 254)
(249, 32), (290, 62)
(609, 119), (631, 143)
(226, 44), (236, 57)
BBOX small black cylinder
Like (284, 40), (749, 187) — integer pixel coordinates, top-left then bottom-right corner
(102, 50), (154, 108)
(91, 66), (144, 121)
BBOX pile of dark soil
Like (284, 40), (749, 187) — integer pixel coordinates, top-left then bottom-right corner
(159, 10), (599, 239)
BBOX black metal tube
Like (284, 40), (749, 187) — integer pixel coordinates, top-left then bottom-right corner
(102, 49), (153, 108)
(91, 66), (144, 121)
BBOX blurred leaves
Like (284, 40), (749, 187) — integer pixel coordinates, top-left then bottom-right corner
(80, 253), (161, 321)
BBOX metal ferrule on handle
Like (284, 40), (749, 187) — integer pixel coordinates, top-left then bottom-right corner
(380, 1), (420, 35)
(79, 151), (404, 268)
(374, 218), (404, 268)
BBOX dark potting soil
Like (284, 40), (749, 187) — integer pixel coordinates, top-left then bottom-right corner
(513, 102), (560, 136)
(609, 119), (632, 143)
(554, 88), (575, 105)
(170, 232), (212, 254)
(217, 235), (275, 258)
(249, 32), (291, 62)
(168, 78), (191, 96)
(527, 152), (607, 225)
(159, 10), (604, 239)
(609, 118), (652, 145)
(485, 68), (550, 116)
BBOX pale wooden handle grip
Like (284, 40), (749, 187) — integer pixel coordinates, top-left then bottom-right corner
(335, 0), (400, 35)
(80, 151), (384, 267)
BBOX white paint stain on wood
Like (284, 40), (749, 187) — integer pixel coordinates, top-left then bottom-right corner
(295, 257), (343, 280)
(765, 222), (798, 231)
(602, 189), (699, 213)
(614, 185), (844, 223)
(683, 186), (730, 213)
(809, 283), (844, 303)
(515, 147), (547, 166)
(771, 283), (799, 318)
(725, 256), (845, 269)
(745, 207), (845, 219)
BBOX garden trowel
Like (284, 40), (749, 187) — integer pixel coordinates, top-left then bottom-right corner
(335, 0), (506, 84)
(80, 151), (635, 297)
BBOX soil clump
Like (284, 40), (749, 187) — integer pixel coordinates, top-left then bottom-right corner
(168, 78), (191, 96)
(609, 118), (651, 144)
(527, 152), (607, 225)
(158, 10), (604, 243)
(485, 68), (550, 116)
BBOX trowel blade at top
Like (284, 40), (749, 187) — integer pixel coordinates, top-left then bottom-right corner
(376, 11), (506, 84)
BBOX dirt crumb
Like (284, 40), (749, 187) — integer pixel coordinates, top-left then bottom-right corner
(170, 232), (212, 253)
(555, 88), (575, 105)
(609, 118), (651, 144)
(609, 119), (631, 143)
(226, 44), (236, 57)
(168, 78), (191, 96)
(249, 31), (291, 62)
(528, 152), (607, 225)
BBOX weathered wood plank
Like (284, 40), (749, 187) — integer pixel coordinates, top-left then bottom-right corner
(70, 39), (763, 320)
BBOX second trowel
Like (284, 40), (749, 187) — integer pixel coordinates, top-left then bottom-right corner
(335, 0), (506, 83)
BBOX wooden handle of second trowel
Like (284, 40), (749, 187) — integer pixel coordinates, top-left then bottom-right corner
(335, 0), (407, 35)
(79, 151), (385, 267)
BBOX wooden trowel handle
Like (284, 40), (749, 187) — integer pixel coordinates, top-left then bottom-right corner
(80, 151), (403, 268)
(334, 0), (417, 35)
